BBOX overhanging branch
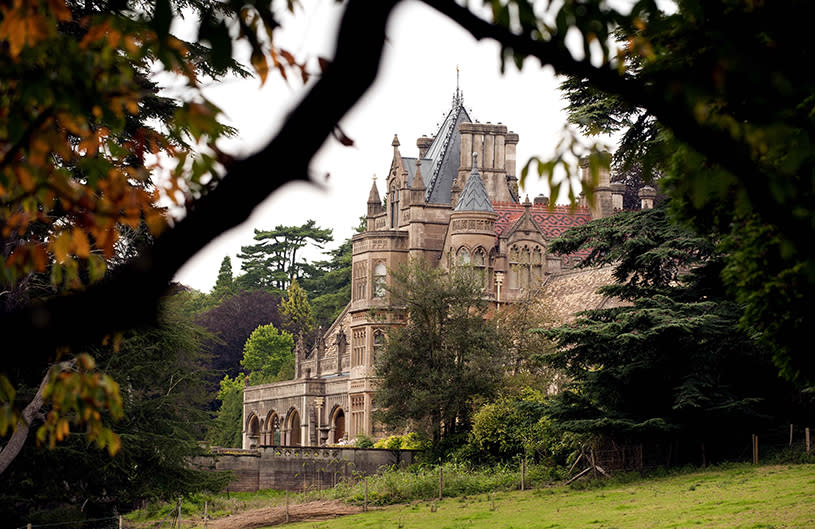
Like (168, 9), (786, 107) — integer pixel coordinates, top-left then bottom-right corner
(0, 0), (400, 366)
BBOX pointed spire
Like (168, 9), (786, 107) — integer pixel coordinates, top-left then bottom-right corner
(412, 159), (426, 205)
(412, 159), (425, 191)
(455, 152), (494, 212)
(392, 134), (400, 148)
(368, 174), (381, 204)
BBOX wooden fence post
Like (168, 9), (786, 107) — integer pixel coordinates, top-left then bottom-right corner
(285, 490), (290, 523)
(203, 501), (208, 529)
(790, 424), (794, 448)
(364, 477), (368, 512)
(752, 434), (759, 465)
(520, 458), (525, 491)
(806, 427), (811, 454)
(439, 466), (443, 501)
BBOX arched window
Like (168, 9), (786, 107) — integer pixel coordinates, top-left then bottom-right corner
(373, 262), (387, 298)
(473, 247), (487, 287)
(457, 247), (471, 265)
(389, 182), (400, 228)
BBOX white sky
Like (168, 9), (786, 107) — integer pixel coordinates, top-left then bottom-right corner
(173, 0), (587, 292)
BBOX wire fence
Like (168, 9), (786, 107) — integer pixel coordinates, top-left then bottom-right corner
(589, 423), (815, 473)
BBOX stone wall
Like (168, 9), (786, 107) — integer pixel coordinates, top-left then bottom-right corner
(192, 446), (418, 492)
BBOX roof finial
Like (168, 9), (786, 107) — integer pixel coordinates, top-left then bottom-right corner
(453, 65), (463, 108)
(472, 151), (479, 171)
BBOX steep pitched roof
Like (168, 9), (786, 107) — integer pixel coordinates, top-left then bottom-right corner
(455, 153), (494, 212)
(424, 103), (472, 204)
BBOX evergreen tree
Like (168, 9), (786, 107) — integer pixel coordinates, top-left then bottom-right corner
(301, 238), (353, 328)
(0, 295), (229, 525)
(212, 255), (236, 301)
(237, 221), (333, 292)
(543, 203), (808, 465)
(280, 278), (316, 341)
(375, 260), (505, 454)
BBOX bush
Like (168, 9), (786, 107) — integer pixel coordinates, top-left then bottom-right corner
(353, 434), (374, 448)
(374, 432), (429, 450)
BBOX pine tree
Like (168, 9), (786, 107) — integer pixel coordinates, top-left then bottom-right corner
(212, 255), (236, 300)
(543, 203), (808, 465)
(280, 278), (316, 341)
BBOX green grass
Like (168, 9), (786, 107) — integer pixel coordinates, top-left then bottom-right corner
(282, 464), (815, 529)
(125, 488), (289, 523)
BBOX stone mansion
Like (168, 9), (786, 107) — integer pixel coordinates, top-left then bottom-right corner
(241, 91), (655, 449)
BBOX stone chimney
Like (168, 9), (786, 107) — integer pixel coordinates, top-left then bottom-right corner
(417, 135), (433, 158)
(610, 182), (626, 211)
(638, 185), (657, 210)
(580, 154), (613, 219)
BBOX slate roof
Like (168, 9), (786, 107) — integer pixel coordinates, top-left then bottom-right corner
(423, 104), (472, 204)
(402, 157), (434, 189)
(455, 157), (494, 212)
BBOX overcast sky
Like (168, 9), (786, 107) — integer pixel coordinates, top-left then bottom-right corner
(173, 0), (589, 292)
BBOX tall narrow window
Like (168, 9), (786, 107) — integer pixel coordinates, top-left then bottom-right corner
(520, 247), (531, 289)
(457, 247), (470, 265)
(473, 247), (487, 287)
(352, 329), (367, 367)
(390, 183), (399, 228)
(532, 247), (543, 286)
(353, 262), (367, 300)
(509, 247), (520, 289)
(372, 330), (385, 366)
(373, 262), (387, 298)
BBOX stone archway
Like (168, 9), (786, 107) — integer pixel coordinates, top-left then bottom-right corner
(287, 409), (301, 446)
(332, 408), (346, 444)
(247, 414), (260, 449)
(265, 411), (280, 446)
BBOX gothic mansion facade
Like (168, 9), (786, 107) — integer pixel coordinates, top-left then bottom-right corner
(241, 95), (651, 449)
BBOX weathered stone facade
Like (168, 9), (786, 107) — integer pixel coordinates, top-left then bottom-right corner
(242, 92), (635, 450)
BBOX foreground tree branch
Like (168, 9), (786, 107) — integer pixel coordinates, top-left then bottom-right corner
(0, 0), (399, 366)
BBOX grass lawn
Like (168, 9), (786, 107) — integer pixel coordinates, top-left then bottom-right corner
(283, 464), (815, 529)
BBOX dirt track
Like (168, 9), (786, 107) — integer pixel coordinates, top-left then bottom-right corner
(205, 499), (364, 529)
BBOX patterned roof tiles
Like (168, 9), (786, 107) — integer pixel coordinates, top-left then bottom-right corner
(492, 202), (592, 239)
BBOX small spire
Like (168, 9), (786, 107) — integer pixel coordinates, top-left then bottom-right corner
(523, 194), (531, 206)
(413, 159), (426, 191)
(472, 151), (479, 170)
(392, 134), (400, 147)
(368, 174), (381, 205)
